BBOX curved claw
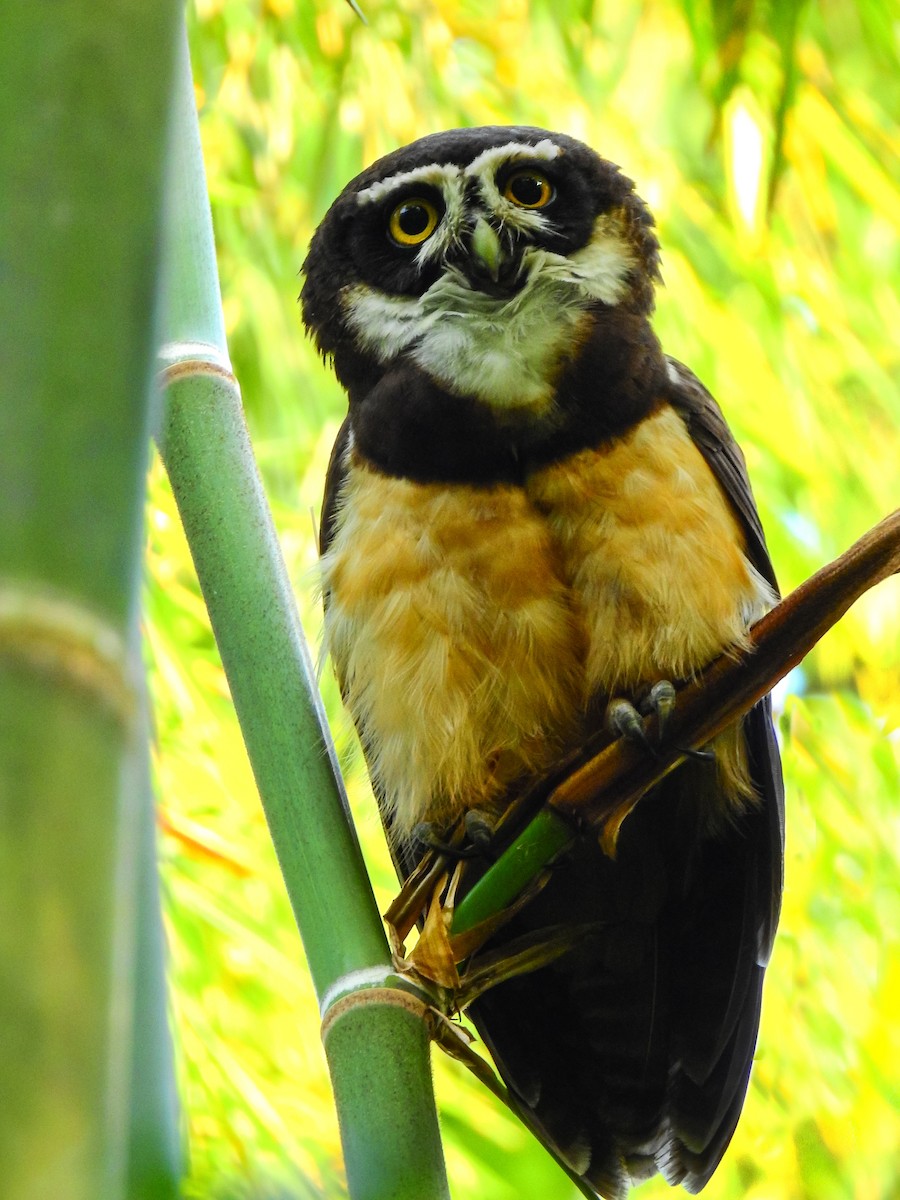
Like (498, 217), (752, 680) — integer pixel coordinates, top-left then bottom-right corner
(412, 822), (479, 859)
(464, 808), (496, 853)
(616, 680), (716, 765)
(679, 745), (717, 764)
(413, 813), (496, 860)
(644, 679), (677, 737)
(606, 698), (657, 757)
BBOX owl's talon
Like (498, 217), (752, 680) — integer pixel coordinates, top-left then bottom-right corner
(413, 822), (464, 857)
(638, 680), (715, 762)
(412, 821), (489, 859)
(464, 808), (496, 852)
(680, 745), (717, 764)
(642, 679), (677, 737)
(606, 698), (657, 757)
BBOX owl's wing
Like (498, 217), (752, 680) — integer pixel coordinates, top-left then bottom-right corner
(665, 356), (777, 591)
(664, 354), (784, 961)
(320, 416), (353, 558)
(649, 360), (784, 1187)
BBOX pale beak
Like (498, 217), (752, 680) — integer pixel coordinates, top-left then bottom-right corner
(464, 217), (525, 297)
(471, 216), (503, 282)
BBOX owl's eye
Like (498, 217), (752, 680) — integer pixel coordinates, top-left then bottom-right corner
(503, 169), (554, 209)
(388, 198), (440, 246)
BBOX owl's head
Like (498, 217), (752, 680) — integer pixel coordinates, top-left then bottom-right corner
(301, 127), (661, 412)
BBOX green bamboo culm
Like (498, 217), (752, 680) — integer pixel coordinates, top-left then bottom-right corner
(157, 29), (450, 1200)
(452, 809), (575, 935)
(0, 4), (182, 1200)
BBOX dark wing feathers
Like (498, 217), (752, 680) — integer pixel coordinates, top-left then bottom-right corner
(665, 356), (784, 964)
(319, 416), (352, 557)
(665, 356), (777, 590)
(746, 700), (785, 963)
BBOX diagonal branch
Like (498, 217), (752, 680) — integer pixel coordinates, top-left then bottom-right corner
(448, 507), (900, 934)
(552, 506), (900, 831)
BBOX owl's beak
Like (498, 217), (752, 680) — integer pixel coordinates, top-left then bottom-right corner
(465, 217), (524, 297)
(471, 218), (503, 281)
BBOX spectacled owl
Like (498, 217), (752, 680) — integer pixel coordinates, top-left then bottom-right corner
(301, 126), (784, 1198)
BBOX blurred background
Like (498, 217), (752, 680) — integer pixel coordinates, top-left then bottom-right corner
(146, 2), (900, 1197)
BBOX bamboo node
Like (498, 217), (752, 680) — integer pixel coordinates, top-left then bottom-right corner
(157, 342), (236, 385)
(320, 985), (430, 1042)
(0, 581), (137, 724)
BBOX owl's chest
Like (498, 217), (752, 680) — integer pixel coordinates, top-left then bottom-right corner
(321, 455), (584, 830)
(321, 406), (768, 832)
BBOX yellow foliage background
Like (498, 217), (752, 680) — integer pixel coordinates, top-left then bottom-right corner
(148, 2), (900, 1196)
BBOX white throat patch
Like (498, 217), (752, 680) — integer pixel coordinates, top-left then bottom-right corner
(342, 217), (635, 410)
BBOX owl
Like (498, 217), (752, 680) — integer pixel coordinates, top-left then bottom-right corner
(301, 127), (783, 1198)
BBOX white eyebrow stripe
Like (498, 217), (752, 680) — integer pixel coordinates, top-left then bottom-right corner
(466, 140), (561, 235)
(463, 138), (561, 178)
(413, 179), (466, 267)
(355, 162), (463, 205)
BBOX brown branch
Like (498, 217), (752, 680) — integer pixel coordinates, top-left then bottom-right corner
(549, 508), (900, 847)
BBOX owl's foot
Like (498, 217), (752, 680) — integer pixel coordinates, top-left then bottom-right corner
(606, 681), (715, 763)
(606, 697), (657, 754)
(463, 808), (496, 852)
(642, 679), (676, 736)
(413, 808), (496, 859)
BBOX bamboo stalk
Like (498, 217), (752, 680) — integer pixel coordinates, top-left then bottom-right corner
(157, 30), (450, 1200)
(0, 5), (182, 1199)
(125, 732), (182, 1200)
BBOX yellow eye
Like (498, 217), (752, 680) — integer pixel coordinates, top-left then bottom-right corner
(388, 198), (440, 246)
(503, 169), (554, 209)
